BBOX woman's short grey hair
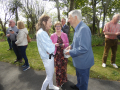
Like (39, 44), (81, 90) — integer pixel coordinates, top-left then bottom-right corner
(68, 9), (82, 21)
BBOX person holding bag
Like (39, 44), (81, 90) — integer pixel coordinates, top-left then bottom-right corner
(15, 21), (30, 71)
(36, 14), (59, 90)
(50, 21), (69, 87)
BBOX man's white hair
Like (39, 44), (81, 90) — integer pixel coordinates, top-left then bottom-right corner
(112, 14), (120, 19)
(68, 9), (82, 21)
(9, 20), (16, 24)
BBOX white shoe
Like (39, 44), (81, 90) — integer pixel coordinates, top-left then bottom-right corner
(111, 63), (118, 68)
(102, 63), (106, 67)
(49, 85), (59, 90)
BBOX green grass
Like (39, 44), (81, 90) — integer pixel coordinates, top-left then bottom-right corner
(0, 41), (120, 81)
(91, 46), (120, 81)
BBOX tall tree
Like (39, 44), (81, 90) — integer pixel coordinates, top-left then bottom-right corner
(107, 0), (120, 21)
(21, 0), (44, 35)
(92, 0), (96, 35)
(101, 0), (110, 31)
(0, 0), (14, 35)
(9, 0), (23, 24)
(54, 0), (61, 21)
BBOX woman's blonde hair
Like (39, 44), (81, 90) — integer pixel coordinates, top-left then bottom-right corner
(17, 21), (25, 29)
(54, 21), (62, 28)
(36, 14), (50, 34)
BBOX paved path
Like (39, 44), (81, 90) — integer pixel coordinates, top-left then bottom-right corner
(0, 61), (120, 90)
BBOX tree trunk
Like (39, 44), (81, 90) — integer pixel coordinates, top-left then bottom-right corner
(55, 0), (60, 21)
(67, 0), (75, 38)
(101, 0), (110, 34)
(92, 0), (96, 35)
(0, 18), (6, 35)
(16, 8), (18, 25)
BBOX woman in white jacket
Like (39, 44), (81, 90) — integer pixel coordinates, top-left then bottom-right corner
(36, 14), (59, 90)
(15, 21), (30, 71)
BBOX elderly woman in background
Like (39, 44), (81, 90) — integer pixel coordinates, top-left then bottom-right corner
(15, 21), (30, 71)
(50, 21), (69, 87)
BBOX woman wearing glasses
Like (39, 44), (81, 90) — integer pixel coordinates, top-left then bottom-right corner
(50, 21), (69, 87)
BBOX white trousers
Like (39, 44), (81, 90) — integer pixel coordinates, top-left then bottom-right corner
(41, 56), (54, 90)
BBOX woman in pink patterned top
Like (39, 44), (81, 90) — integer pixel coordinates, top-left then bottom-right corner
(50, 21), (69, 87)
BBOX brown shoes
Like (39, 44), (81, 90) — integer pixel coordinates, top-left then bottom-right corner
(14, 59), (22, 63)
(7, 48), (12, 51)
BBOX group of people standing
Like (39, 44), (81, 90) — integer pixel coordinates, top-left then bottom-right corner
(6, 20), (30, 71)
(5, 9), (120, 90)
(36, 9), (94, 90)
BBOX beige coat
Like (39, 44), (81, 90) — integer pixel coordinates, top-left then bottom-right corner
(15, 28), (28, 46)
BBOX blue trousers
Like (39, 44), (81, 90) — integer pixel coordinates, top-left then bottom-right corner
(76, 68), (90, 90)
(18, 46), (29, 66)
(12, 41), (22, 60)
(7, 37), (12, 49)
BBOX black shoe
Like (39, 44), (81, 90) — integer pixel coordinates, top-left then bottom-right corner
(14, 59), (22, 63)
(19, 59), (23, 63)
(70, 85), (79, 90)
(23, 66), (30, 71)
(7, 48), (12, 51)
(60, 83), (65, 88)
(14, 59), (19, 63)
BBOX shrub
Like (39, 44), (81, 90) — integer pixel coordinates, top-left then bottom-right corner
(0, 31), (4, 36)
(92, 35), (104, 46)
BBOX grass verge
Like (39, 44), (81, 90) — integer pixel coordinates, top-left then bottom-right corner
(0, 41), (120, 81)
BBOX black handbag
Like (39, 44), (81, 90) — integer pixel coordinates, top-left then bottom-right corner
(117, 35), (120, 40)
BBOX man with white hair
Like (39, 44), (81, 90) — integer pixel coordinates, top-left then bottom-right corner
(65, 10), (94, 90)
(6, 20), (22, 63)
(102, 14), (120, 68)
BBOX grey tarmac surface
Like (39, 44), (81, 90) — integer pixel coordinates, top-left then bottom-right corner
(0, 61), (120, 90)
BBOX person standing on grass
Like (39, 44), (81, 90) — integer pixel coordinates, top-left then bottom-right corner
(6, 20), (22, 63)
(15, 21), (30, 71)
(65, 9), (94, 90)
(36, 14), (59, 90)
(6, 24), (12, 51)
(102, 14), (120, 68)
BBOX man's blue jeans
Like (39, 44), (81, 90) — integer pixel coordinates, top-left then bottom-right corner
(7, 37), (12, 49)
(18, 46), (29, 66)
(12, 41), (22, 60)
(76, 68), (90, 90)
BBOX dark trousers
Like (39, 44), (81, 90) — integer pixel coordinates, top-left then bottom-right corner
(18, 46), (29, 66)
(7, 37), (12, 49)
(76, 68), (90, 90)
(12, 41), (22, 60)
(102, 38), (118, 64)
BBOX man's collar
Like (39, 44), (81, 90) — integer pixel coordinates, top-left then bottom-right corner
(74, 21), (82, 32)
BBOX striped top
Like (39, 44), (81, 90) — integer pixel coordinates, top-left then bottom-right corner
(103, 21), (120, 39)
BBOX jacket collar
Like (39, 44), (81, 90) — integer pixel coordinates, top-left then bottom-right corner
(75, 21), (83, 32)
